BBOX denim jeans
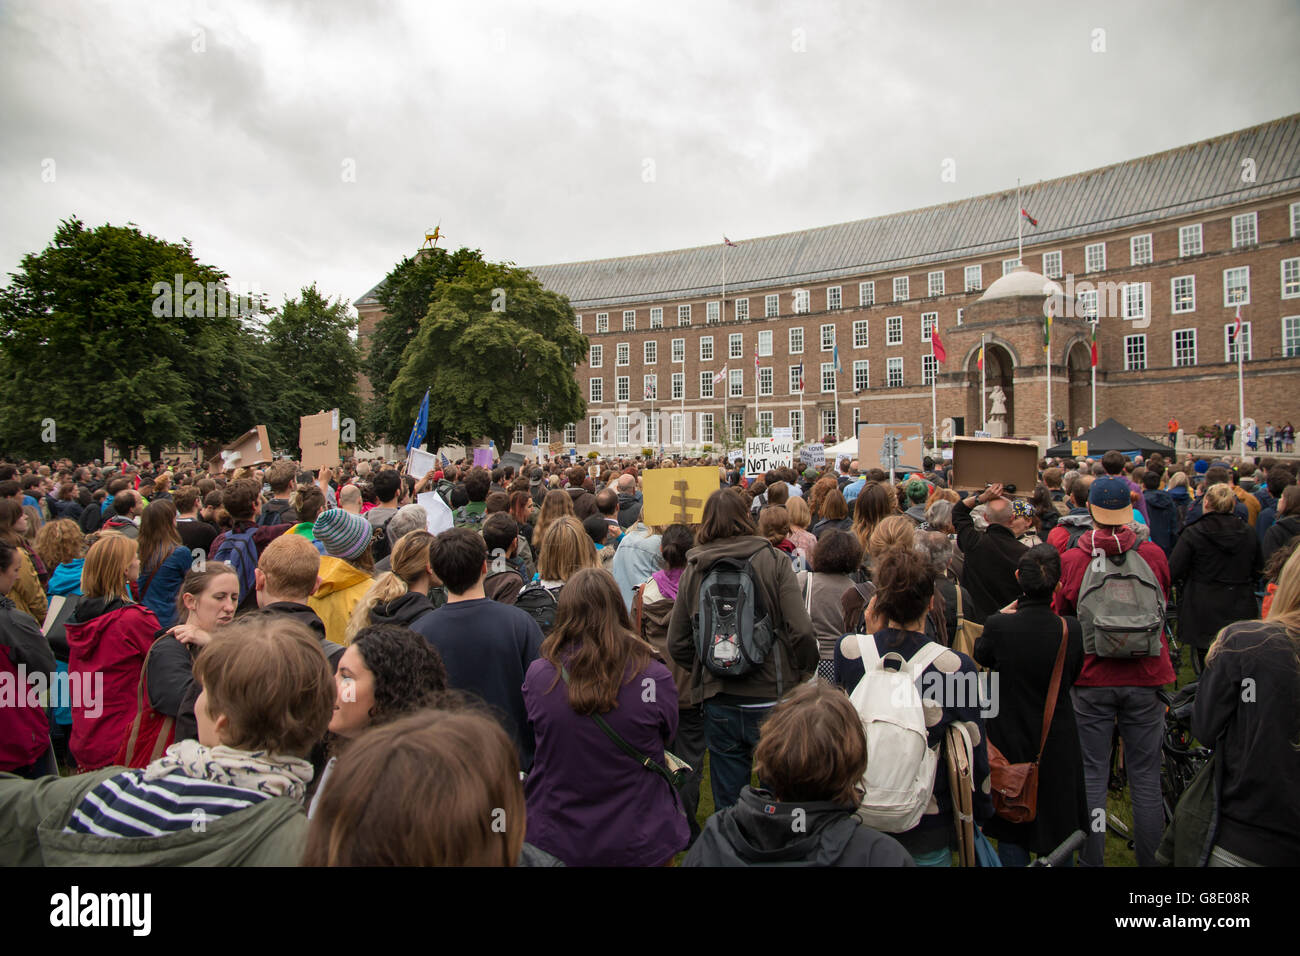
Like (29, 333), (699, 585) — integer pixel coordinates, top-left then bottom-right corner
(1072, 685), (1165, 866)
(702, 699), (772, 811)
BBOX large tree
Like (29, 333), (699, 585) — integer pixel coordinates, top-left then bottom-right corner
(364, 245), (484, 444)
(259, 284), (363, 455)
(0, 217), (259, 461)
(387, 260), (588, 452)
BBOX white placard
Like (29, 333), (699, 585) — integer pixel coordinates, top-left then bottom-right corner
(745, 437), (794, 474)
(417, 491), (455, 536)
(408, 447), (440, 477)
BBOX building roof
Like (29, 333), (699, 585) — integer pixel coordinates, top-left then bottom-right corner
(359, 114), (1300, 309)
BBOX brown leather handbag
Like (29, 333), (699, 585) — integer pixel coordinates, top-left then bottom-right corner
(986, 619), (1068, 824)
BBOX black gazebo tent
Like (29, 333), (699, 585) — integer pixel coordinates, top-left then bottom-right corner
(1046, 418), (1174, 458)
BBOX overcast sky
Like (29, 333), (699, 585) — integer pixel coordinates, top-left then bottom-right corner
(3, 0), (1298, 315)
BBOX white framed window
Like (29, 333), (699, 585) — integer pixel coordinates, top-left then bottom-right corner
(893, 276), (909, 302)
(513, 423), (525, 445)
(1224, 267), (1250, 306)
(564, 423), (577, 446)
(788, 364), (803, 393)
(1232, 212), (1257, 248)
(1002, 258), (1020, 276)
(922, 354), (938, 385)
(757, 330), (773, 356)
(615, 415), (629, 446)
(820, 408), (837, 441)
(707, 301), (720, 324)
(859, 281), (875, 306)
(670, 413), (683, 445)
(1283, 315), (1300, 357)
(853, 319), (869, 348)
(1172, 328), (1197, 367)
(698, 412), (713, 445)
(921, 312), (937, 342)
(1292, 203), (1300, 238)
(1130, 234), (1153, 266)
(820, 323), (836, 351)
(589, 344), (603, 367)
(1124, 334), (1146, 371)
(887, 356), (904, 388)
(964, 264), (982, 292)
(1281, 257), (1300, 299)
(646, 413), (657, 445)
(729, 333), (743, 359)
(1225, 322), (1252, 362)
(644, 340), (657, 364)
(589, 416), (603, 444)
(1171, 276), (1196, 313)
(589, 377), (603, 402)
(765, 294), (779, 317)
(644, 374), (658, 400)
(827, 286), (842, 310)
(650, 307), (663, 329)
(1085, 242), (1106, 273)
(956, 308), (964, 326)
(853, 359), (870, 391)
(1041, 251), (1063, 279)
(729, 368), (744, 398)
(789, 409), (803, 443)
(616, 376), (630, 402)
(677, 304), (691, 326)
(820, 362), (835, 393)
(793, 289), (810, 314)
(788, 327), (804, 354)
(1123, 283), (1147, 321)
(886, 315), (903, 346)
(623, 310), (636, 331)
(928, 271), (945, 297)
(1179, 224), (1202, 258)
(757, 410), (773, 437)
(729, 411), (744, 442)
(671, 372), (684, 399)
(535, 423), (549, 445)
(574, 314), (582, 332)
(1079, 289), (1099, 320)
(699, 371), (714, 399)
(671, 337), (685, 363)
(616, 342), (629, 366)
(700, 336), (714, 361)
(596, 312), (609, 333)
(758, 367), (773, 397)
(735, 298), (749, 321)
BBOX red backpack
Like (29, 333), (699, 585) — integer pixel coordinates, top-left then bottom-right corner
(114, 639), (177, 768)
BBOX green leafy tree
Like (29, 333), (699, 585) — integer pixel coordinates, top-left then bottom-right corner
(259, 284), (363, 455)
(387, 260), (587, 452)
(365, 246), (484, 443)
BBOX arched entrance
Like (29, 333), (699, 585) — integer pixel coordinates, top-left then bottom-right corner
(1066, 341), (1091, 437)
(967, 344), (1015, 435)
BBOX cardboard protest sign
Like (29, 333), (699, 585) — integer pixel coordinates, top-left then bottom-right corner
(548, 439), (564, 456)
(298, 410), (340, 471)
(416, 491), (456, 535)
(472, 447), (495, 468)
(856, 423), (924, 473)
(744, 437), (793, 474)
(799, 443), (826, 467)
(1072, 440), (1089, 457)
(407, 447), (440, 477)
(220, 425), (272, 469)
(500, 451), (525, 471)
(641, 466), (719, 526)
(950, 437), (1039, 495)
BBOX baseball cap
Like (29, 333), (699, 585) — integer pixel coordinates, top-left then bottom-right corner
(1089, 475), (1134, 525)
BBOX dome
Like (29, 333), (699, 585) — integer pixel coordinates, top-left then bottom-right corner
(978, 263), (1063, 302)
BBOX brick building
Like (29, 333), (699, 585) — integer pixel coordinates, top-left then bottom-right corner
(358, 114), (1300, 456)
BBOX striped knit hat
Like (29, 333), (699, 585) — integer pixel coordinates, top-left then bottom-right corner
(314, 508), (372, 561)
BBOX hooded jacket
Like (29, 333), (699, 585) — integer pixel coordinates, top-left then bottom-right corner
(252, 602), (344, 671)
(1142, 488), (1180, 556)
(684, 786), (914, 867)
(63, 597), (161, 771)
(616, 491), (642, 528)
(307, 557), (374, 647)
(666, 535), (817, 703)
(1045, 508), (1092, 556)
(0, 595), (56, 770)
(1263, 514), (1300, 562)
(369, 591), (441, 630)
(6, 545), (46, 628)
(1168, 512), (1263, 650)
(0, 769), (309, 866)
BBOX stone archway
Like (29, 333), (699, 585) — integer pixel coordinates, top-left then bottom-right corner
(1066, 340), (1091, 437)
(967, 343), (1015, 435)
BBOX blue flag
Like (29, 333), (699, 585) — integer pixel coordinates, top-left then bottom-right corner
(833, 344), (841, 375)
(406, 389), (429, 455)
(440, 452), (450, 469)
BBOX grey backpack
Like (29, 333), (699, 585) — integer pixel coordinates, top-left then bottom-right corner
(1077, 548), (1165, 658)
(692, 553), (781, 686)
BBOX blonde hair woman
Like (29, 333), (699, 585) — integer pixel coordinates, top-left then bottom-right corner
(531, 490), (575, 564)
(346, 531), (444, 641)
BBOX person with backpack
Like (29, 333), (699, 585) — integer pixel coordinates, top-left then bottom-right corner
(833, 547), (992, 866)
(516, 517), (598, 636)
(974, 545), (1087, 866)
(797, 529), (863, 681)
(257, 462), (301, 527)
(63, 533), (162, 772)
(412, 528), (544, 770)
(373, 503), (427, 570)
(0, 539), (58, 778)
(102, 489), (142, 538)
(173, 487), (218, 556)
(209, 480), (297, 612)
(363, 468), (405, 532)
(307, 508), (377, 647)
(1169, 483), (1263, 671)
(685, 679), (914, 866)
(522, 568), (689, 866)
(1046, 475), (1094, 556)
(285, 483), (328, 556)
(1053, 476), (1172, 867)
(667, 487), (817, 811)
(135, 500), (195, 630)
(483, 514), (528, 605)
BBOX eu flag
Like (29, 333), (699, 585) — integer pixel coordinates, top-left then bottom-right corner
(406, 388), (429, 455)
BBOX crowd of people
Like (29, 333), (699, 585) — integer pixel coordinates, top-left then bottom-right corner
(0, 443), (1296, 867)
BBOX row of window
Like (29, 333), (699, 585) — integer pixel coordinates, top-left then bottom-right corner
(1124, 317), (1300, 369)
(575, 206), (1300, 334)
(583, 408), (851, 446)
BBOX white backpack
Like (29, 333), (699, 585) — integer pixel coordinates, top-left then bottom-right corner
(846, 634), (947, 833)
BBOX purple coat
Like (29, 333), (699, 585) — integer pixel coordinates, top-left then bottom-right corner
(523, 657), (689, 866)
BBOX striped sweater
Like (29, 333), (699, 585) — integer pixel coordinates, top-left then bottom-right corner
(64, 769), (269, 838)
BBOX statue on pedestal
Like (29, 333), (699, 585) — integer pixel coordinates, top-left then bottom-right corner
(987, 385), (1007, 437)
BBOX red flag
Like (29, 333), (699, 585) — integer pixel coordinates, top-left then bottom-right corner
(977, 345), (984, 371)
(723, 236), (737, 247)
(931, 328), (946, 364)
(1020, 208), (1038, 227)
(1089, 323), (1098, 368)
(1230, 303), (1243, 343)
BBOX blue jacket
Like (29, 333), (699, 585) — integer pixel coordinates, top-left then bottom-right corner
(140, 545), (194, 630)
(1143, 489), (1180, 556)
(47, 560), (84, 597)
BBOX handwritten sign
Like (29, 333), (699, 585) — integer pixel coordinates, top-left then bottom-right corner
(799, 443), (826, 467)
(744, 437), (794, 475)
(299, 410), (340, 471)
(641, 466), (719, 526)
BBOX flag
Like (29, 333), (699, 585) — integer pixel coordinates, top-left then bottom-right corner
(833, 344), (841, 374)
(754, 346), (760, 371)
(977, 345), (984, 371)
(1089, 322), (1098, 367)
(723, 236), (737, 247)
(1229, 303), (1243, 344)
(795, 362), (804, 392)
(1043, 310), (1052, 353)
(405, 388), (429, 455)
(440, 452), (450, 469)
(714, 365), (728, 384)
(1020, 207), (1038, 227)
(645, 383), (655, 400)
(931, 327), (946, 364)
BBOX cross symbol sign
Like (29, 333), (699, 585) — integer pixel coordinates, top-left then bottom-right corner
(670, 480), (702, 524)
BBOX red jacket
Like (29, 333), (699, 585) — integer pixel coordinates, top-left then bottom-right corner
(0, 596), (56, 771)
(64, 598), (161, 771)
(1053, 527), (1174, 688)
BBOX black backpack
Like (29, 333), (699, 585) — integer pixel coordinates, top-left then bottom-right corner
(370, 514), (397, 563)
(1065, 522), (1092, 552)
(691, 551), (780, 687)
(516, 581), (563, 635)
(258, 499), (298, 528)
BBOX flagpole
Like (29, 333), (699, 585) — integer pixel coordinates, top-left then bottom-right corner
(1090, 318), (1097, 429)
(754, 352), (759, 438)
(931, 361), (938, 456)
(980, 332), (987, 432)
(799, 369), (805, 445)
(723, 370), (728, 453)
(1046, 300), (1053, 446)
(722, 243), (727, 324)
(1237, 311), (1246, 458)
(1017, 179), (1023, 266)
(679, 352), (685, 458)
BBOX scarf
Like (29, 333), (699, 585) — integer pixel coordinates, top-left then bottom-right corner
(652, 566), (684, 601)
(144, 739), (315, 804)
